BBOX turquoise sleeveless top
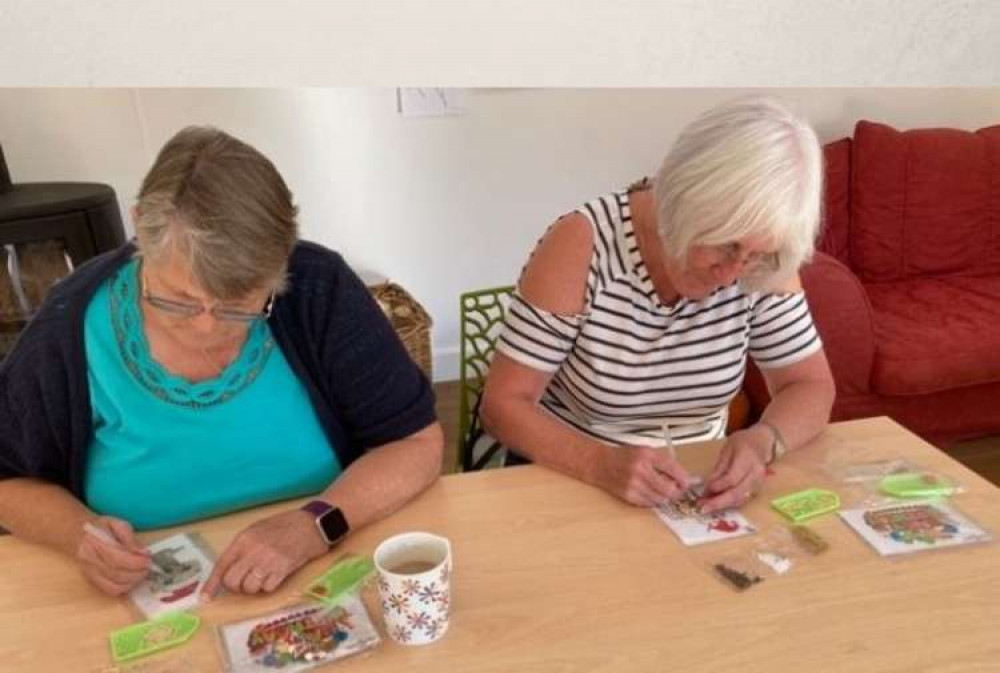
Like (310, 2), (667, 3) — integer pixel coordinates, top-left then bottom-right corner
(83, 259), (340, 530)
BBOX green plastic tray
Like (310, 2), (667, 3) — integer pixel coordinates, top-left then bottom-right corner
(771, 488), (840, 523)
(109, 612), (200, 663)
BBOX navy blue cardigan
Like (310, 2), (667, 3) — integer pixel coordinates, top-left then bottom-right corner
(0, 241), (437, 499)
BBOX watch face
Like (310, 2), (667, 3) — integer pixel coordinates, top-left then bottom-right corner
(317, 507), (350, 546)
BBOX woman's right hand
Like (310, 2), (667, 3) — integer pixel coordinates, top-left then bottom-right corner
(597, 445), (693, 507)
(76, 516), (151, 596)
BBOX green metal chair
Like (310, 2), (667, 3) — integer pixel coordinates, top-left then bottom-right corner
(458, 285), (515, 471)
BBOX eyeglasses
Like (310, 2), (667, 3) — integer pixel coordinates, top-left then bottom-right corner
(141, 272), (275, 323)
(716, 242), (781, 275)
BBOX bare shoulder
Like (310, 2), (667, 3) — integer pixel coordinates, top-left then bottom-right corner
(518, 212), (594, 315)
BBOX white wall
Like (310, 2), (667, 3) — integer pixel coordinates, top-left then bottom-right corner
(2, 88), (999, 379)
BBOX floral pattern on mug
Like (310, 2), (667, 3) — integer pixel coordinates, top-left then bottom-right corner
(392, 625), (412, 643)
(387, 594), (410, 614)
(374, 532), (453, 646)
(417, 582), (442, 605)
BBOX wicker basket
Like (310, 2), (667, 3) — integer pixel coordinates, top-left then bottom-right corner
(368, 281), (433, 380)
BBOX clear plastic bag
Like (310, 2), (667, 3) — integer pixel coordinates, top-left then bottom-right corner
(703, 522), (819, 591)
(822, 457), (965, 509)
(750, 526), (810, 574)
(706, 550), (771, 592)
(128, 532), (218, 620)
(838, 499), (992, 557)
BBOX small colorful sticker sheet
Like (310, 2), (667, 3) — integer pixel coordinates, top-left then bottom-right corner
(839, 501), (992, 556)
(653, 484), (757, 546)
(129, 533), (216, 619)
(217, 596), (380, 672)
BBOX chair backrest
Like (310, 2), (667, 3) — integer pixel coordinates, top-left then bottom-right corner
(457, 285), (515, 468)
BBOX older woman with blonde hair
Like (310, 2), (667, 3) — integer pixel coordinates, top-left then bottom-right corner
(0, 127), (443, 597)
(482, 97), (835, 513)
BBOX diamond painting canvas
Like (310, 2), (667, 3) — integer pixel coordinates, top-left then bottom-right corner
(129, 532), (215, 618)
(653, 485), (757, 546)
(839, 501), (992, 556)
(217, 596), (380, 672)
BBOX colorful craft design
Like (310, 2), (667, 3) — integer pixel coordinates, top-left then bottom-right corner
(148, 547), (202, 603)
(660, 492), (744, 534)
(246, 606), (352, 667)
(380, 583), (450, 643)
(863, 504), (959, 545)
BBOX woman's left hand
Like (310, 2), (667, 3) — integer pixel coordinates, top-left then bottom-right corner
(699, 426), (772, 514)
(201, 509), (328, 598)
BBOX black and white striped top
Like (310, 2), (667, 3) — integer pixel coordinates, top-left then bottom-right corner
(497, 190), (822, 447)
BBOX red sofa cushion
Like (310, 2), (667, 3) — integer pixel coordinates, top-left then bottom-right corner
(816, 138), (852, 264)
(867, 275), (1000, 396)
(851, 121), (1000, 282)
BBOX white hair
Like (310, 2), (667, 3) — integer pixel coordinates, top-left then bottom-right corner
(652, 97), (823, 289)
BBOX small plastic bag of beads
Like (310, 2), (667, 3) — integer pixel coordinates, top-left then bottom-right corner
(704, 543), (791, 593)
(749, 524), (815, 574)
(216, 594), (381, 672)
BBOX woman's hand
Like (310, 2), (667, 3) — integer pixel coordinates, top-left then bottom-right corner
(597, 445), (693, 507)
(699, 426), (772, 513)
(202, 509), (329, 598)
(76, 516), (151, 596)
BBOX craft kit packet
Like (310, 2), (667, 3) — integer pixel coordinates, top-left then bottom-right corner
(216, 595), (380, 672)
(839, 500), (992, 557)
(129, 532), (217, 619)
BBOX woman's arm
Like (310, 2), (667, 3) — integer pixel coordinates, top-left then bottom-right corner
(701, 275), (835, 512)
(751, 273), (836, 453)
(0, 478), (96, 555)
(756, 347), (836, 451)
(0, 478), (151, 595)
(481, 214), (691, 506)
(317, 421), (444, 530)
(202, 422), (443, 597)
(482, 355), (689, 506)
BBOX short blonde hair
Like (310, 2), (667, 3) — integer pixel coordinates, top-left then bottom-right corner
(653, 97), (823, 289)
(134, 126), (298, 300)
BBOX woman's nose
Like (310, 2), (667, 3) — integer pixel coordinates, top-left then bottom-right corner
(188, 310), (220, 335)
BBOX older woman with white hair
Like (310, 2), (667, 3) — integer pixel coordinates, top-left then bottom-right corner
(481, 97), (835, 513)
(0, 127), (443, 598)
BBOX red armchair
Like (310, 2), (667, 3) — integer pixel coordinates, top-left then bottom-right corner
(747, 120), (1000, 448)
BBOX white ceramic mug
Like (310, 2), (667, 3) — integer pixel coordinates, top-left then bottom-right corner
(373, 531), (452, 645)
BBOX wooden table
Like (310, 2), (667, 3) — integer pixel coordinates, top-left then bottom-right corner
(2, 417), (999, 672)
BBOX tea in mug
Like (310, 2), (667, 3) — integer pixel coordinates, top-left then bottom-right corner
(387, 560), (438, 575)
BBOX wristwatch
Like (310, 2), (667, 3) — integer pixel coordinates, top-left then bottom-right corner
(301, 500), (350, 547)
(758, 421), (788, 465)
